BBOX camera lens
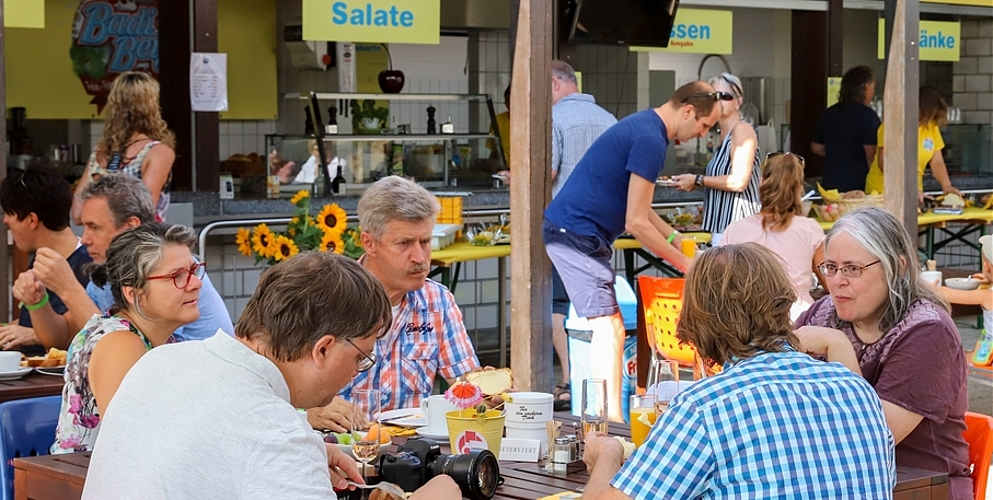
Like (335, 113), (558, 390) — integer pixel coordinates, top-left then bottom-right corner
(427, 449), (500, 499)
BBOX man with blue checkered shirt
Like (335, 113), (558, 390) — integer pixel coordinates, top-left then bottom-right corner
(582, 244), (895, 500)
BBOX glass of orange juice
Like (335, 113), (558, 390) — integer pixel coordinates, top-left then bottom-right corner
(629, 394), (657, 448)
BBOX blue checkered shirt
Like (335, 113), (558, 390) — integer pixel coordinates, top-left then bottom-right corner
(613, 349), (895, 499)
(551, 93), (617, 198)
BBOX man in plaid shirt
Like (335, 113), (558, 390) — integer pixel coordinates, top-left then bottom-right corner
(306, 177), (481, 431)
(582, 244), (895, 499)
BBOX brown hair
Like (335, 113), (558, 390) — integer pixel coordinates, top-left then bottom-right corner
(677, 243), (798, 365)
(235, 252), (392, 362)
(838, 65), (874, 105)
(99, 71), (176, 159)
(668, 81), (718, 119)
(919, 85), (948, 127)
(758, 154), (805, 231)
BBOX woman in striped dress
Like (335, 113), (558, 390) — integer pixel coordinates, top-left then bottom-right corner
(673, 73), (761, 245)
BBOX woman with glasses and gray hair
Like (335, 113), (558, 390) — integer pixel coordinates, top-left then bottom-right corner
(51, 222), (204, 455)
(672, 73), (761, 245)
(795, 207), (972, 500)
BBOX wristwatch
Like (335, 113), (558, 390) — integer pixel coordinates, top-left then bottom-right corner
(694, 174), (704, 187)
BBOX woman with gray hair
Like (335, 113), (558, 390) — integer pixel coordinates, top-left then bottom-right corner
(795, 207), (972, 499)
(51, 223), (203, 454)
(672, 73), (761, 244)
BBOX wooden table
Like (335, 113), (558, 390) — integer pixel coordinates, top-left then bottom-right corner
(0, 372), (63, 404)
(12, 412), (950, 500)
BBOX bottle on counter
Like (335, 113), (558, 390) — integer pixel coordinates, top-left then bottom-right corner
(331, 165), (346, 194)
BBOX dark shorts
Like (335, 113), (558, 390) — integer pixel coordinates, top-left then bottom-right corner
(551, 264), (570, 316)
(542, 220), (619, 318)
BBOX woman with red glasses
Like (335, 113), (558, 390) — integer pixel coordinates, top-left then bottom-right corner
(51, 223), (203, 454)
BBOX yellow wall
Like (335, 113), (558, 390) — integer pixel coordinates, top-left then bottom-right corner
(5, 0), (278, 120)
(218, 0), (278, 120)
(4, 0), (45, 28)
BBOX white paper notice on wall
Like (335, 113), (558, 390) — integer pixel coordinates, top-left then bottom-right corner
(190, 53), (229, 112)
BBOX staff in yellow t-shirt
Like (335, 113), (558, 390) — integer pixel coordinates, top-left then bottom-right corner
(865, 86), (961, 202)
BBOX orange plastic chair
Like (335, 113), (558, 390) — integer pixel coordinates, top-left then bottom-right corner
(963, 411), (993, 500)
(638, 276), (718, 379)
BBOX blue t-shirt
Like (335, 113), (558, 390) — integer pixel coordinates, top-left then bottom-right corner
(86, 268), (233, 342)
(544, 108), (669, 243)
(812, 101), (880, 192)
(20, 245), (92, 328)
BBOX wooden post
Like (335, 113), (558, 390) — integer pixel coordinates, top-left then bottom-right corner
(0, 0), (8, 322)
(509, 0), (554, 392)
(882, 0), (919, 231)
(827, 0), (844, 77)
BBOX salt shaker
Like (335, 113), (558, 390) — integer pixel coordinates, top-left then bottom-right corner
(551, 437), (573, 473)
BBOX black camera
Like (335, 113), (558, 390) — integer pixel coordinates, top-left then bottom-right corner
(378, 438), (502, 499)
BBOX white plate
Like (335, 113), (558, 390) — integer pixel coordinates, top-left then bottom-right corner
(34, 365), (66, 375)
(414, 428), (450, 441)
(335, 442), (391, 460)
(656, 178), (679, 187)
(378, 408), (427, 428)
(0, 367), (33, 381)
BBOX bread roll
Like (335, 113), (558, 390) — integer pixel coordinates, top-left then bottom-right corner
(368, 483), (406, 500)
(465, 368), (513, 395)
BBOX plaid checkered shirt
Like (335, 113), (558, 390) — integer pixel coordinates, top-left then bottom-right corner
(613, 349), (896, 499)
(339, 279), (480, 411)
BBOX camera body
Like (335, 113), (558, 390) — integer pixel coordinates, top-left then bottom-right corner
(378, 438), (501, 499)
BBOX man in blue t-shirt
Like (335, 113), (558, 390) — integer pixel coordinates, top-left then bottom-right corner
(24, 174), (233, 350)
(811, 65), (880, 192)
(543, 81), (721, 421)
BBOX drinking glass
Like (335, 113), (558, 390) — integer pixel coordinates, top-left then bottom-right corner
(350, 389), (382, 486)
(580, 378), (608, 441)
(648, 358), (680, 417)
(629, 394), (656, 448)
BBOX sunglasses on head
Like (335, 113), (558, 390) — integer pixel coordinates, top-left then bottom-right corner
(682, 91), (735, 103)
(765, 151), (806, 166)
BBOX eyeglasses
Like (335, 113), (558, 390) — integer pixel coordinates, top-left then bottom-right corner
(147, 262), (207, 289)
(346, 339), (377, 372)
(818, 260), (881, 278)
(682, 91), (735, 103)
(766, 151), (806, 166)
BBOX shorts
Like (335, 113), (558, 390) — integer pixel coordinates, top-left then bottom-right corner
(551, 264), (570, 317)
(542, 220), (619, 318)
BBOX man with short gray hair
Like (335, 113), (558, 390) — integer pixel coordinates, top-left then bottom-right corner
(306, 176), (481, 431)
(26, 173), (233, 348)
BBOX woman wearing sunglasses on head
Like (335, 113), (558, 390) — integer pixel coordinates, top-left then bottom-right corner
(671, 73), (761, 245)
(721, 152), (827, 320)
(51, 223), (203, 454)
(795, 208), (972, 500)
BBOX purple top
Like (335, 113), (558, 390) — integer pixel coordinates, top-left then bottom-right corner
(796, 296), (973, 500)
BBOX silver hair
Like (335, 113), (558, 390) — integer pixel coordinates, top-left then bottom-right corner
(551, 60), (578, 84)
(825, 208), (949, 333)
(357, 176), (439, 239)
(88, 222), (198, 315)
(80, 173), (155, 227)
(709, 72), (743, 99)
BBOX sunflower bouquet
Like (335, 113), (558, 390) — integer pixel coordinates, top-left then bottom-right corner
(235, 190), (363, 265)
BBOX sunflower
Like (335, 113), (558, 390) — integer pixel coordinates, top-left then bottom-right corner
(316, 204), (347, 233)
(236, 228), (253, 257)
(272, 235), (299, 262)
(320, 230), (345, 254)
(251, 224), (277, 257)
(289, 190), (310, 206)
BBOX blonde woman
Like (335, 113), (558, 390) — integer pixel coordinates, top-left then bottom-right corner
(72, 71), (176, 223)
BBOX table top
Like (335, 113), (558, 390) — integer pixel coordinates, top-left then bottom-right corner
(816, 206), (993, 231)
(0, 371), (64, 404)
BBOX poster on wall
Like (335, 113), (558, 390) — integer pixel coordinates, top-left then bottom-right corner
(190, 53), (228, 112)
(70, 0), (159, 113)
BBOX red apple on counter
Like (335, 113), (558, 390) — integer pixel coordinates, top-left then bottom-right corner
(379, 70), (405, 93)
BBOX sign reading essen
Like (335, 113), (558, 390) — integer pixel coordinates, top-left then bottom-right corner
(303, 0), (440, 45)
(630, 9), (733, 55)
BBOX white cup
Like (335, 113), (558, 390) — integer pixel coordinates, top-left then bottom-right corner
(504, 392), (554, 424)
(921, 270), (943, 288)
(0, 351), (22, 373)
(419, 395), (458, 434)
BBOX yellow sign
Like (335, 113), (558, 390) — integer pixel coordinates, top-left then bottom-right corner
(922, 0), (992, 6)
(877, 19), (961, 62)
(4, 0), (44, 29)
(630, 9), (732, 54)
(827, 77), (842, 108)
(303, 0), (440, 45)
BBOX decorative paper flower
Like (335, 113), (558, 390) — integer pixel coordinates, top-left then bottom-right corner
(445, 380), (485, 410)
(252, 224), (276, 257)
(290, 189), (310, 206)
(236, 228), (253, 257)
(316, 204), (348, 233)
(320, 230), (345, 254)
(272, 235), (299, 262)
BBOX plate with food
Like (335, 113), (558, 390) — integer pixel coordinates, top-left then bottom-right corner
(323, 427), (392, 459)
(656, 176), (679, 187)
(378, 408), (427, 428)
(22, 348), (67, 374)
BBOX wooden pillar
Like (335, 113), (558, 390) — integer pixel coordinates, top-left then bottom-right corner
(0, 0), (8, 322)
(159, 0), (219, 192)
(827, 0), (844, 77)
(882, 0), (919, 230)
(790, 10), (827, 177)
(509, 0), (554, 392)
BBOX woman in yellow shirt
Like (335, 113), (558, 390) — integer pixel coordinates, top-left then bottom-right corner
(865, 86), (961, 202)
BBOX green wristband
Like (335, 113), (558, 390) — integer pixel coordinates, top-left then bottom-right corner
(667, 231), (679, 244)
(21, 292), (50, 311)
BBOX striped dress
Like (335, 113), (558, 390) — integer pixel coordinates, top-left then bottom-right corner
(702, 127), (761, 235)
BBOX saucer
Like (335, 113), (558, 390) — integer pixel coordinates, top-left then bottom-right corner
(0, 367), (33, 381)
(414, 428), (450, 441)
